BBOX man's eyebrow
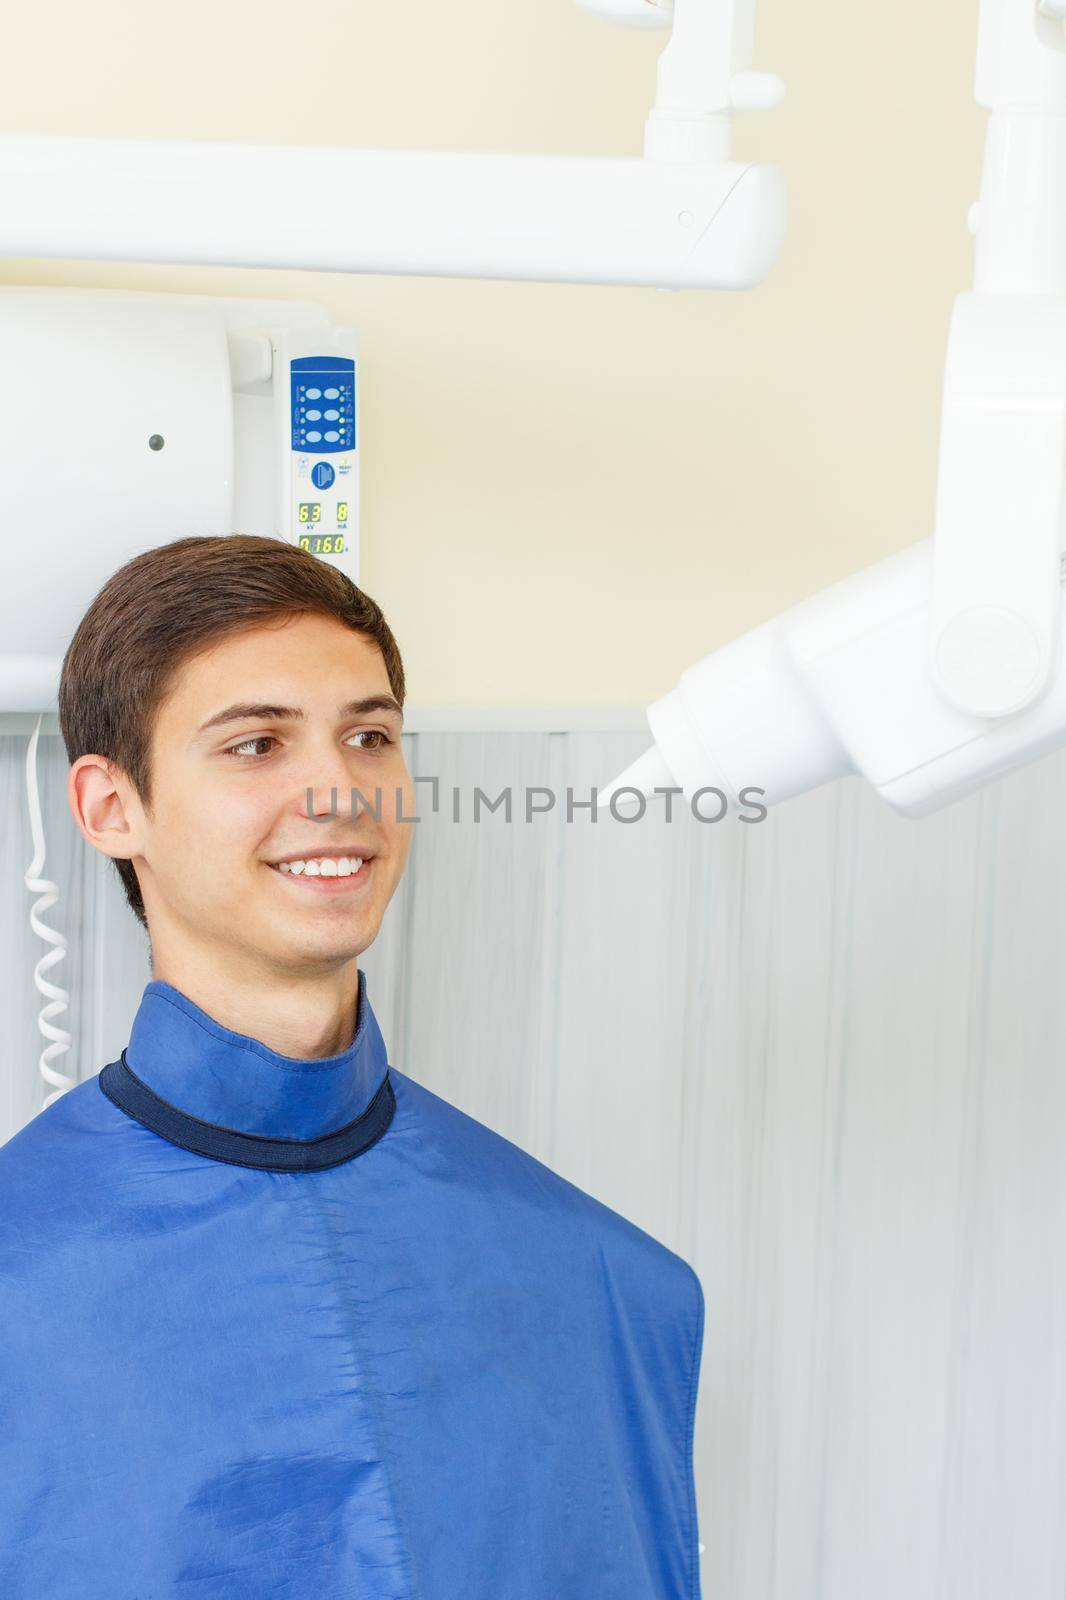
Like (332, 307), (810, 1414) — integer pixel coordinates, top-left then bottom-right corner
(196, 697), (404, 736)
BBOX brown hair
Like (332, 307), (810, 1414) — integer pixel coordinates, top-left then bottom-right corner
(58, 534), (406, 930)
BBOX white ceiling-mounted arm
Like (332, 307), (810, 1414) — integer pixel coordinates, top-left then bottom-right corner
(927, 0), (1066, 719)
(0, 2), (785, 292)
(0, 137), (785, 291)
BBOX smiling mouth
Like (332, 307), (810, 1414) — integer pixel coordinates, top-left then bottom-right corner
(266, 856), (373, 892)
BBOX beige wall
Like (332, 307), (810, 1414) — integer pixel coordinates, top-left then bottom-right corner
(0, 0), (985, 705)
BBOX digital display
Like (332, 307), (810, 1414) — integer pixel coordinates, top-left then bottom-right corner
(298, 503), (322, 523)
(337, 502), (349, 523)
(299, 534), (347, 555)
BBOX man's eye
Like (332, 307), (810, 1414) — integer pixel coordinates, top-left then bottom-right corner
(225, 735), (278, 760)
(223, 731), (392, 760)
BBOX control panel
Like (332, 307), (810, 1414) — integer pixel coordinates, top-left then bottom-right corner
(274, 330), (359, 580)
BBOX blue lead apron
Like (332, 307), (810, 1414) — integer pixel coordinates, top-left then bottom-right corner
(0, 968), (704, 1598)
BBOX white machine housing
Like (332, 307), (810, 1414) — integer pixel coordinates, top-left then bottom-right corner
(0, 287), (360, 713)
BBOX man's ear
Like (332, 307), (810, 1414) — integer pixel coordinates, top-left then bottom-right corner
(67, 756), (144, 864)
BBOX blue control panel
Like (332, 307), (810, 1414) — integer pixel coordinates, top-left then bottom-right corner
(290, 355), (356, 455)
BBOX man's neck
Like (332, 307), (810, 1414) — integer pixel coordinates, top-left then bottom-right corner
(148, 948), (362, 1060)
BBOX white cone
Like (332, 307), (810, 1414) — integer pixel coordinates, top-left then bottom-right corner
(598, 743), (677, 811)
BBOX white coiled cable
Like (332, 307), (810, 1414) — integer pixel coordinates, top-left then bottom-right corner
(23, 715), (74, 1108)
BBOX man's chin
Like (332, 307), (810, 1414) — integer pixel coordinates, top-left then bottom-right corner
(255, 900), (375, 969)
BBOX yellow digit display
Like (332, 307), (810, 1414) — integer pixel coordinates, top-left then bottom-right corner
(298, 503), (322, 523)
(298, 534), (347, 555)
(337, 502), (349, 523)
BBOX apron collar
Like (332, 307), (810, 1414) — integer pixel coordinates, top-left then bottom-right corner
(99, 968), (394, 1172)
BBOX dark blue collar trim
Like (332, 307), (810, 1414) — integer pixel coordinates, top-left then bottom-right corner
(99, 1052), (395, 1173)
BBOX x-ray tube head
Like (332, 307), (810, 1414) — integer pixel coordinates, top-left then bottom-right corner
(601, 540), (1066, 821)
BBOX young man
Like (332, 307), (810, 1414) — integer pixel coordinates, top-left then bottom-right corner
(0, 534), (704, 1598)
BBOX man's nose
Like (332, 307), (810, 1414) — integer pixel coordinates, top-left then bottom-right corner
(300, 744), (383, 825)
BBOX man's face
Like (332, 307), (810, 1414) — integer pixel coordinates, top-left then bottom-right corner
(124, 612), (413, 979)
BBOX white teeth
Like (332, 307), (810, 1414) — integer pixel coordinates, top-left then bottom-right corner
(272, 856), (366, 876)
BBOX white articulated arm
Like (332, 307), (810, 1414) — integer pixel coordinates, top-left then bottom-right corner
(599, 0), (1066, 820)
(928, 0), (1066, 718)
